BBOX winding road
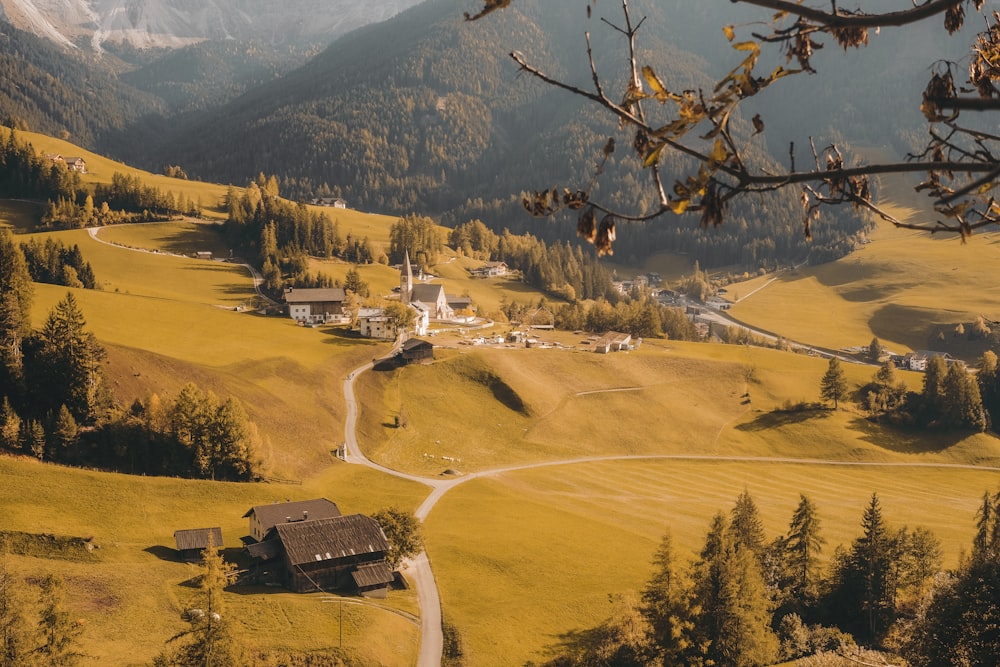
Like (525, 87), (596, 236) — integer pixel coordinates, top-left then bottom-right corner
(341, 359), (1000, 667)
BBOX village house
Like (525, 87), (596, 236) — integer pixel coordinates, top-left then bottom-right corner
(242, 498), (342, 543)
(284, 287), (348, 325)
(173, 527), (224, 563)
(904, 350), (953, 372)
(357, 308), (396, 339)
(63, 157), (87, 173)
(45, 154), (87, 173)
(470, 261), (509, 278)
(311, 197), (347, 208)
(593, 331), (633, 354)
(245, 513), (394, 596)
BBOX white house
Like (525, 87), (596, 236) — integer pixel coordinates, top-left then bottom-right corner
(357, 308), (396, 340)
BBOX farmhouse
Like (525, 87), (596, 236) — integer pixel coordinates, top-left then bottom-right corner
(311, 197), (347, 208)
(173, 527), (224, 562)
(246, 514), (394, 596)
(470, 261), (509, 278)
(905, 350), (953, 372)
(284, 287), (348, 325)
(63, 157), (87, 173)
(593, 331), (633, 354)
(243, 498), (342, 543)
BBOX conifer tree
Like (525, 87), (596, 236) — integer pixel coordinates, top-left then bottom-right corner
(819, 357), (848, 409)
(35, 575), (83, 666)
(640, 530), (696, 664)
(729, 489), (766, 559)
(785, 494), (825, 600)
(157, 538), (241, 667)
(0, 543), (37, 667)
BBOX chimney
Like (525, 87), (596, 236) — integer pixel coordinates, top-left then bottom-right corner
(285, 516), (292, 523)
(303, 510), (309, 520)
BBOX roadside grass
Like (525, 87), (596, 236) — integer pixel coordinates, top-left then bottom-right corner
(425, 458), (998, 666)
(0, 455), (427, 666)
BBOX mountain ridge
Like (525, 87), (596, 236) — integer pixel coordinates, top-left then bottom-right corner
(0, 0), (424, 51)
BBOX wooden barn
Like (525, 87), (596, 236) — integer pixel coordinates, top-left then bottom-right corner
(246, 514), (394, 596)
(400, 338), (434, 364)
(243, 498), (342, 543)
(173, 527), (224, 562)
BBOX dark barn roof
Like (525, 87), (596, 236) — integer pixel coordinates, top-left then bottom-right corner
(274, 514), (389, 567)
(401, 338), (433, 352)
(174, 527), (223, 552)
(243, 498), (342, 532)
(351, 561), (395, 589)
(246, 539), (282, 561)
(283, 288), (347, 304)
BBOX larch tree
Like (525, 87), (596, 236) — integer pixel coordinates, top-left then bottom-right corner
(785, 494), (825, 600)
(465, 1), (1000, 255)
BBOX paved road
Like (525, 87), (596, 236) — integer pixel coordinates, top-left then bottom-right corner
(341, 361), (1000, 667)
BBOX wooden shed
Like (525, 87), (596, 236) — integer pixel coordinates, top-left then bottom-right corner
(400, 338), (434, 364)
(173, 527), (223, 562)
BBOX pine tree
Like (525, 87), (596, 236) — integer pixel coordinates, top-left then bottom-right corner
(692, 512), (778, 666)
(921, 355), (948, 418)
(0, 398), (21, 452)
(640, 530), (696, 664)
(31, 293), (106, 423)
(819, 357), (849, 409)
(729, 489), (766, 559)
(0, 229), (32, 384)
(157, 540), (241, 667)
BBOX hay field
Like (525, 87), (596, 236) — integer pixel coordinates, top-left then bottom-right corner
(426, 458), (998, 666)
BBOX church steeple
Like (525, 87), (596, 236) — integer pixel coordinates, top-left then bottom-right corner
(400, 250), (413, 303)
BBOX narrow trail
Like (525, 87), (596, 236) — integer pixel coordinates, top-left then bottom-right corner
(341, 361), (1000, 667)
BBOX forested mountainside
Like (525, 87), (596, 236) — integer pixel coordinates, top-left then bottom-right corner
(0, 22), (164, 147)
(120, 0), (868, 268)
(12, 0), (987, 268)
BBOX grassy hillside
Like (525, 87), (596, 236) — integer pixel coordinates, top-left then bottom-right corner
(0, 456), (427, 666)
(355, 339), (1000, 476)
(729, 149), (1000, 359)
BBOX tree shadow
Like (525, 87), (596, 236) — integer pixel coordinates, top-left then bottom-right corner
(533, 624), (622, 666)
(735, 407), (831, 432)
(848, 416), (968, 453)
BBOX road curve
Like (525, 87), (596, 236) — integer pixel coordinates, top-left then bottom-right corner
(341, 360), (1000, 667)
